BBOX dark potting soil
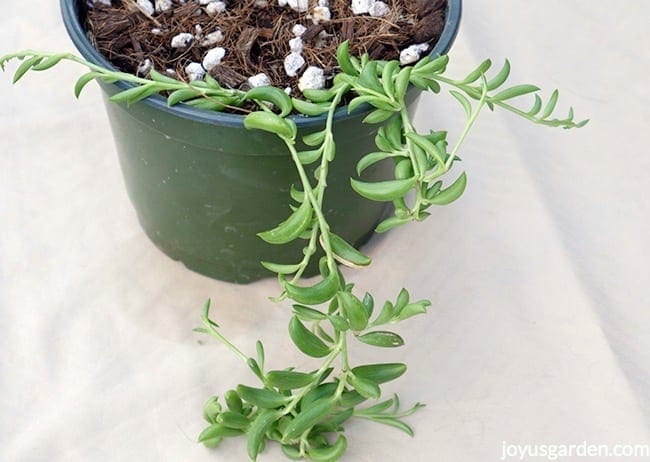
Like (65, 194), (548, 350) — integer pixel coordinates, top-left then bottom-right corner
(85, 0), (446, 96)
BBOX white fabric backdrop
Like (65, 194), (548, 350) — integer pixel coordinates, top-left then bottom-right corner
(1, 1), (649, 461)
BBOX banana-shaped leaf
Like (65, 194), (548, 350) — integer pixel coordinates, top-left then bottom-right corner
(289, 316), (331, 358)
(258, 200), (312, 245)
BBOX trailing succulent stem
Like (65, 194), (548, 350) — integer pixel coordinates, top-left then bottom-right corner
(1, 42), (586, 461)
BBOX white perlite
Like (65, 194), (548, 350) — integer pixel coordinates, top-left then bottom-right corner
(137, 0), (155, 16)
(368, 1), (390, 17)
(200, 30), (224, 46)
(284, 53), (305, 77)
(151, 28), (163, 35)
(350, 0), (373, 15)
(287, 0), (309, 12)
(298, 66), (326, 91)
(92, 0), (112, 7)
(284, 87), (292, 95)
(311, 6), (331, 24)
(155, 0), (173, 13)
(317, 0), (328, 6)
(292, 24), (307, 37)
(289, 37), (303, 54)
(185, 62), (206, 81)
(194, 24), (203, 35)
(399, 43), (429, 65)
(278, 0), (288, 6)
(205, 1), (226, 15)
(255, 0), (269, 6)
(248, 73), (272, 87)
(202, 47), (226, 71)
(171, 33), (194, 48)
(137, 59), (152, 76)
(198, 0), (213, 4)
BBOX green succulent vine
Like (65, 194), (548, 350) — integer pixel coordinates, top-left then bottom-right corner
(2, 41), (586, 461)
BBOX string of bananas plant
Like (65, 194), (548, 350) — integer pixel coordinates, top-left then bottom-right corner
(1, 42), (586, 461)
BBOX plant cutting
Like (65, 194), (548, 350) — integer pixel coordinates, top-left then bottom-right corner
(1, 0), (587, 460)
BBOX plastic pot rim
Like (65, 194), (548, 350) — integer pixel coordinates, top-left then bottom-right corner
(60, 0), (462, 129)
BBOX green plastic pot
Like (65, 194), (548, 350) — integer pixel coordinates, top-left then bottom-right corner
(60, 0), (462, 283)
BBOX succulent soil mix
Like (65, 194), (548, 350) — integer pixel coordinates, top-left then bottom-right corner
(85, 0), (446, 96)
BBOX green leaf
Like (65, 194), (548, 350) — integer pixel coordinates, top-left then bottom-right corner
(363, 108), (396, 124)
(302, 88), (335, 103)
(288, 316), (332, 358)
(405, 133), (445, 165)
(302, 129), (327, 146)
(266, 370), (316, 390)
(260, 261), (302, 275)
(359, 61), (383, 94)
(217, 411), (251, 430)
(357, 397), (395, 415)
(302, 382), (338, 410)
(348, 95), (376, 113)
(492, 84), (540, 102)
(357, 151), (392, 176)
(414, 54), (449, 75)
(339, 291), (369, 331)
(199, 424), (244, 448)
(109, 84), (157, 104)
(349, 374), (381, 399)
(396, 301), (431, 320)
(307, 434), (348, 461)
(375, 128), (395, 152)
(357, 331), (404, 348)
(244, 111), (296, 140)
(281, 444), (303, 460)
(395, 67), (412, 102)
(225, 390), (243, 414)
(31, 54), (64, 71)
(336, 40), (359, 76)
(293, 304), (328, 321)
(409, 74), (430, 91)
(381, 60), (399, 96)
(372, 300), (395, 326)
(384, 115), (404, 148)
(327, 232), (371, 267)
(362, 293), (374, 318)
(256, 340), (265, 370)
(169, 88), (204, 106)
(257, 200), (313, 245)
(352, 363), (407, 384)
(149, 69), (179, 84)
(292, 97), (331, 116)
(282, 269), (339, 305)
(237, 385), (289, 409)
(540, 89), (559, 119)
(371, 417), (415, 437)
(245, 86), (293, 117)
(328, 315), (349, 331)
(248, 410), (279, 460)
(375, 216), (410, 233)
(428, 172), (467, 205)
(486, 59), (511, 90)
(394, 288), (410, 313)
(350, 177), (415, 202)
(460, 59), (492, 84)
(283, 398), (333, 441)
(450, 90), (472, 117)
(203, 396), (222, 424)
(339, 390), (366, 408)
(74, 72), (100, 98)
(12, 55), (42, 83)
(528, 94), (543, 116)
